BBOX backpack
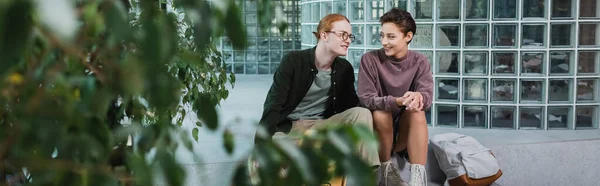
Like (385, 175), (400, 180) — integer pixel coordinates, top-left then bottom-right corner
(429, 133), (503, 186)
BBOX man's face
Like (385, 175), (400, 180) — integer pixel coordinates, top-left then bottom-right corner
(380, 22), (413, 58)
(322, 20), (353, 56)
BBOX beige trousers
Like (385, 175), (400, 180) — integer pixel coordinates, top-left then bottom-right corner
(273, 107), (380, 167)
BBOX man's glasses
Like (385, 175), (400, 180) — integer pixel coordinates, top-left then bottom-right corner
(325, 31), (356, 43)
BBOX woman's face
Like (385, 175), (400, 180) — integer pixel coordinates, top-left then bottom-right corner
(380, 22), (413, 58)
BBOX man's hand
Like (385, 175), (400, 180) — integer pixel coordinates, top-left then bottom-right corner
(402, 91), (423, 111)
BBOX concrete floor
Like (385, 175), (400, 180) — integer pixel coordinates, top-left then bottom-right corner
(166, 74), (600, 186)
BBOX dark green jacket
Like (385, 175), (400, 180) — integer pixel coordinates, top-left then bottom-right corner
(259, 47), (360, 136)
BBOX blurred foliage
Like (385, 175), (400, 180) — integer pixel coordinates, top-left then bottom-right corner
(0, 0), (374, 185)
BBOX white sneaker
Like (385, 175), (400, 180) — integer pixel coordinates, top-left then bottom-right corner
(409, 164), (427, 186)
(380, 161), (409, 186)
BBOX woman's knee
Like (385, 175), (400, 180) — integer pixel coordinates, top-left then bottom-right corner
(402, 110), (428, 127)
(372, 110), (393, 130)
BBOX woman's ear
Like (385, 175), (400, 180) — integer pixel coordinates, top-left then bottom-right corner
(404, 31), (414, 43)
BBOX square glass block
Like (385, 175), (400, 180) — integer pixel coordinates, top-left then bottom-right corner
(245, 51), (257, 62)
(270, 51), (282, 62)
(550, 24), (573, 47)
(245, 1), (257, 11)
(549, 79), (572, 103)
(552, 0), (573, 18)
(245, 63), (257, 74)
(224, 63), (232, 73)
(368, 0), (385, 21)
(547, 106), (572, 129)
(463, 105), (487, 128)
(367, 24), (382, 47)
(312, 25), (318, 44)
(522, 24), (546, 47)
(436, 78), (460, 101)
(579, 23), (600, 46)
(412, 24), (434, 48)
(493, 0), (517, 19)
(492, 52), (517, 75)
(247, 26), (258, 37)
(333, 1), (346, 14)
(233, 64), (244, 74)
(301, 25), (312, 44)
(311, 3), (321, 22)
(465, 0), (489, 20)
(491, 106), (515, 128)
(258, 51), (269, 62)
(352, 25), (365, 46)
(436, 51), (459, 74)
(550, 51), (572, 75)
(493, 24), (517, 47)
(577, 51), (599, 75)
(349, 0), (364, 21)
(436, 104), (459, 127)
(464, 24), (489, 47)
(348, 49), (363, 69)
(576, 106), (598, 128)
(415, 50), (434, 67)
(464, 79), (488, 101)
(321, 2), (332, 18)
(464, 52), (488, 75)
(258, 63), (270, 74)
(413, 0), (433, 20)
(270, 38), (282, 49)
(521, 52), (545, 75)
(247, 38), (257, 50)
(389, 0), (408, 10)
(519, 107), (544, 129)
(245, 13), (257, 24)
(438, 0), (460, 20)
(577, 79), (598, 102)
(438, 25), (460, 47)
(301, 4), (311, 22)
(234, 51), (244, 62)
(520, 79), (545, 103)
(492, 79), (516, 102)
(222, 51), (233, 62)
(283, 38), (294, 49)
(258, 51), (270, 63)
(223, 38), (232, 49)
(522, 0), (546, 19)
(579, 0), (600, 18)
(258, 38), (269, 50)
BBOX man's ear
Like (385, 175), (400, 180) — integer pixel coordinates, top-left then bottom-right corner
(404, 31), (414, 43)
(321, 32), (328, 41)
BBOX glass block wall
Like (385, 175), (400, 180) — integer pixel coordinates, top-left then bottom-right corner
(300, 0), (600, 130)
(219, 0), (302, 74)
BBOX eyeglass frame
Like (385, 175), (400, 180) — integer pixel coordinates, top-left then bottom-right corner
(324, 30), (356, 43)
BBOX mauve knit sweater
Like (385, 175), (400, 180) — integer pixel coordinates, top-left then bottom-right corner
(357, 49), (434, 113)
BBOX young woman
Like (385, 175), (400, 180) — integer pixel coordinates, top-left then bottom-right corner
(358, 8), (433, 186)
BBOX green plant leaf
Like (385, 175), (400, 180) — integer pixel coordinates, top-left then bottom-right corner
(157, 151), (186, 186)
(0, 1), (33, 75)
(223, 129), (234, 154)
(127, 154), (153, 186)
(195, 121), (202, 127)
(224, 0), (246, 49)
(273, 139), (316, 185)
(192, 128), (199, 142)
(195, 94), (218, 130)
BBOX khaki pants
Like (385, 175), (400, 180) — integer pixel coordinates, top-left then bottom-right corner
(273, 107), (380, 167)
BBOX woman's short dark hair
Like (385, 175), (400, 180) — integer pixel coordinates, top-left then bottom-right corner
(379, 8), (417, 44)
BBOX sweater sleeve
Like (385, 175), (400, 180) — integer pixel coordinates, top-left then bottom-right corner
(357, 53), (402, 113)
(413, 54), (434, 110)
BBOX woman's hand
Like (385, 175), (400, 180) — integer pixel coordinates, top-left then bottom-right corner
(399, 91), (423, 111)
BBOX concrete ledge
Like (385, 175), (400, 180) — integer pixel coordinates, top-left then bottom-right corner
(168, 75), (600, 185)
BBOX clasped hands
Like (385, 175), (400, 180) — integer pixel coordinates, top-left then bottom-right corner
(395, 91), (423, 111)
